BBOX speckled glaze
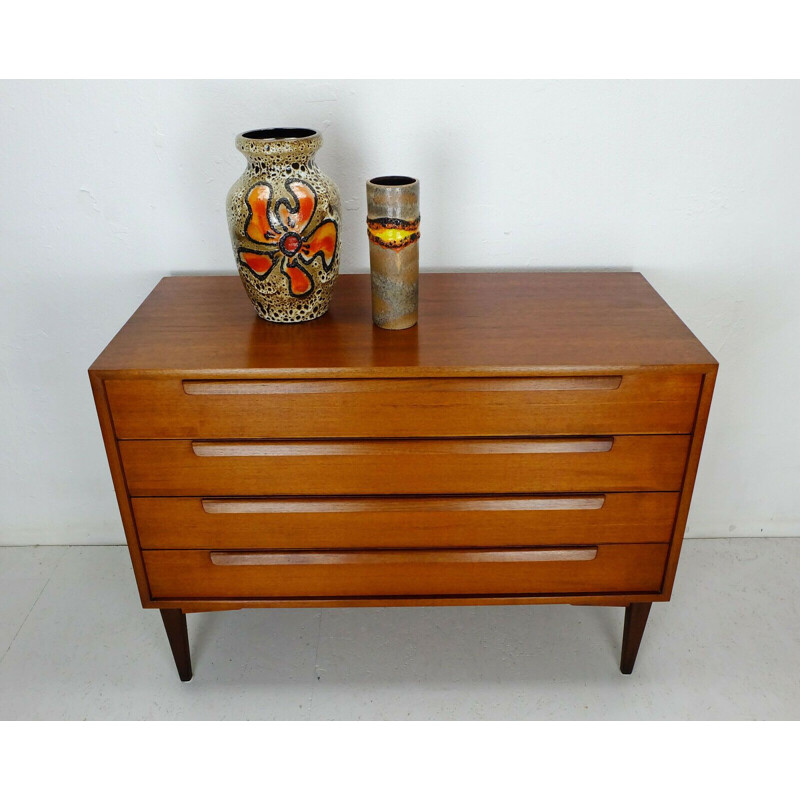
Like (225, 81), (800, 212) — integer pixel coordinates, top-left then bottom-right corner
(366, 176), (420, 330)
(227, 128), (341, 323)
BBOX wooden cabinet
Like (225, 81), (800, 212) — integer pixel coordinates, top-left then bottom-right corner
(89, 272), (716, 680)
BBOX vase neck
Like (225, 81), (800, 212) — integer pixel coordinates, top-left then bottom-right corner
(236, 128), (321, 164)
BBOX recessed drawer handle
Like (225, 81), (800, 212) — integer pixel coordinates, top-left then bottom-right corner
(182, 376), (622, 395)
(201, 496), (607, 514)
(191, 439), (614, 457)
(209, 548), (599, 566)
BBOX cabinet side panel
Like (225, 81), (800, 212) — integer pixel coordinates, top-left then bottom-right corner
(89, 371), (152, 605)
(661, 368), (717, 597)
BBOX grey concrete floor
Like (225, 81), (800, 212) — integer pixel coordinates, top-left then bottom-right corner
(0, 539), (798, 720)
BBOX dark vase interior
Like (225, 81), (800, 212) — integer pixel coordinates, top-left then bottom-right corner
(370, 176), (417, 186)
(242, 128), (317, 140)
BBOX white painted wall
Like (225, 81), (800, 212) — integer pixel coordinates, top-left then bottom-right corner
(1, 80), (798, 544)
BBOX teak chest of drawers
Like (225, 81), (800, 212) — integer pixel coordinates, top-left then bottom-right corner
(89, 272), (716, 680)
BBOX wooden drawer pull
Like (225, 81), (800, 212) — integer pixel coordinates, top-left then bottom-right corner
(208, 548), (599, 566)
(200, 496), (607, 514)
(191, 438), (614, 457)
(183, 376), (622, 395)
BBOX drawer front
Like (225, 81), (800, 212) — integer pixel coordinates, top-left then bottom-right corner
(143, 544), (669, 599)
(106, 374), (701, 439)
(134, 493), (679, 549)
(120, 435), (690, 496)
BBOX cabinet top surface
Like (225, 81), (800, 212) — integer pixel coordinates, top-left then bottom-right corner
(90, 272), (716, 376)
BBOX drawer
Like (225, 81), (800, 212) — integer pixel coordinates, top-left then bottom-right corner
(143, 544), (670, 599)
(120, 435), (690, 496)
(134, 493), (679, 549)
(105, 373), (701, 439)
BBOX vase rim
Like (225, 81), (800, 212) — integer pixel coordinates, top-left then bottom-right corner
(239, 127), (319, 141)
(368, 175), (418, 187)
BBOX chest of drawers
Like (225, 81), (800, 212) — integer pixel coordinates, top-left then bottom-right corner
(89, 272), (716, 681)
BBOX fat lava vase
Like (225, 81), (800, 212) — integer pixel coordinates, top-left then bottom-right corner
(227, 128), (341, 323)
(366, 176), (420, 329)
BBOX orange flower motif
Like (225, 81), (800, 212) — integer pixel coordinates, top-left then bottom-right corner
(237, 180), (338, 297)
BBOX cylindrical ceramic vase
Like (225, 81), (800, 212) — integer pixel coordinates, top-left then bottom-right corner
(366, 176), (420, 330)
(227, 128), (341, 323)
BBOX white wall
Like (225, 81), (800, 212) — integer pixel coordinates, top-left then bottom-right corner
(1, 80), (798, 544)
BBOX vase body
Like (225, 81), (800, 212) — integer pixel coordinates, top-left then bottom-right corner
(366, 176), (420, 329)
(227, 128), (341, 323)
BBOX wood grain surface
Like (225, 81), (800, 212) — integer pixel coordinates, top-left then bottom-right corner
(133, 493), (679, 549)
(661, 369), (718, 597)
(105, 372), (701, 439)
(90, 273), (717, 376)
(143, 543), (669, 599)
(120, 435), (690, 496)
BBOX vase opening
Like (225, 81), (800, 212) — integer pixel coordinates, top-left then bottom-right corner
(242, 127), (317, 141)
(369, 175), (417, 186)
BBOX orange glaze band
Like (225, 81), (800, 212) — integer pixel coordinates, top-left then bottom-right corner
(367, 217), (421, 250)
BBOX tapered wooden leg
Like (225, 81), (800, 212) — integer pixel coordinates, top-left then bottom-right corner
(160, 609), (192, 681)
(620, 602), (652, 674)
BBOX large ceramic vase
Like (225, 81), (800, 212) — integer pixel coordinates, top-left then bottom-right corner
(227, 128), (341, 323)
